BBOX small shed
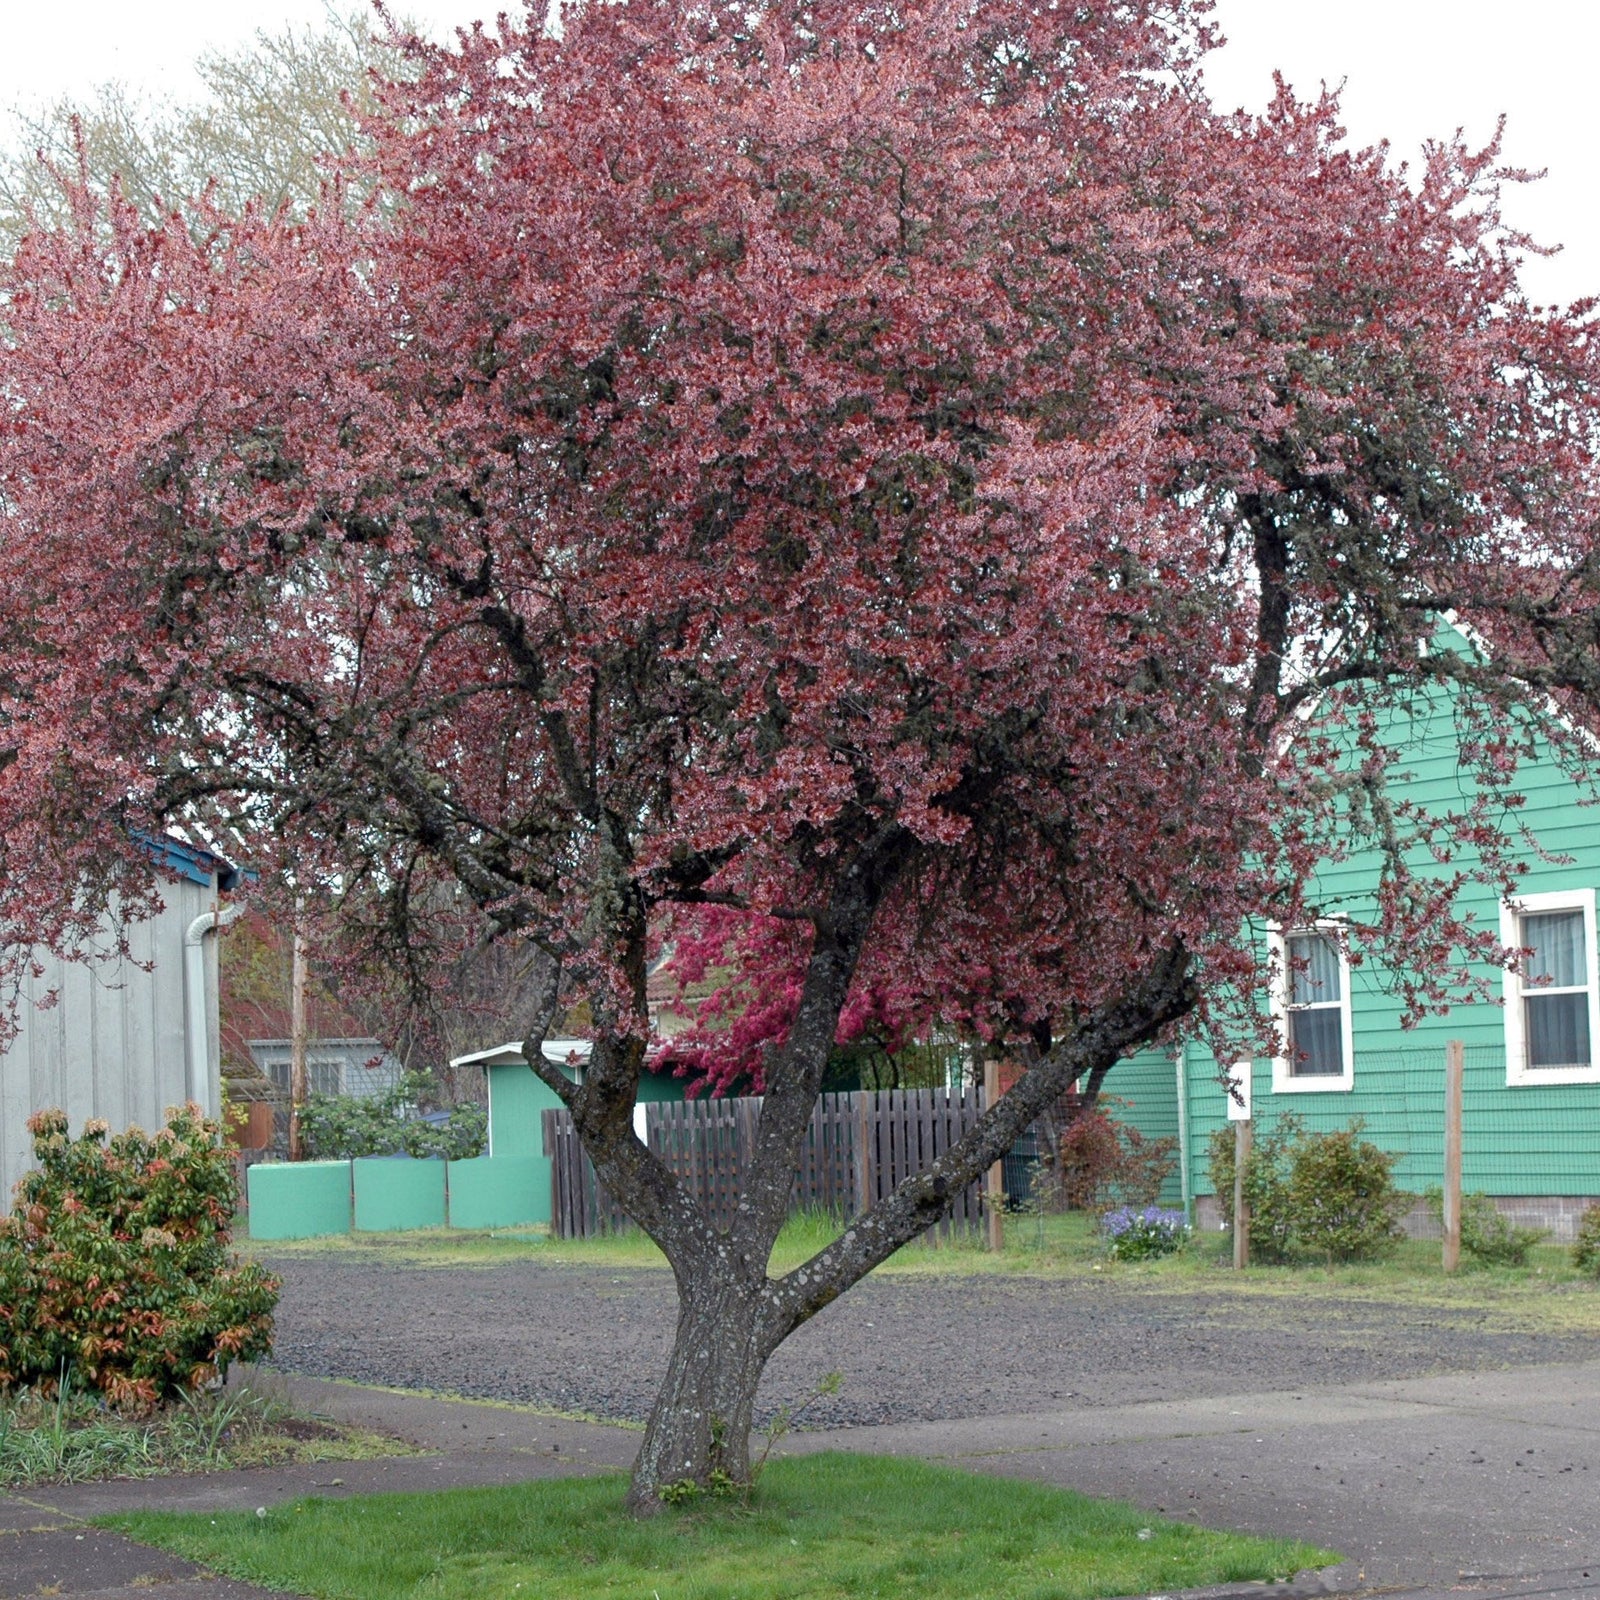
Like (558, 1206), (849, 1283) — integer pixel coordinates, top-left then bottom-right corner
(449, 1038), (685, 1219)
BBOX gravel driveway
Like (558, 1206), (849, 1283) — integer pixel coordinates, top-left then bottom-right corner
(260, 1254), (1600, 1430)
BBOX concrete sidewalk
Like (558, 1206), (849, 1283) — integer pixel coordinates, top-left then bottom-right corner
(784, 1361), (1600, 1598)
(4, 1360), (1599, 1598)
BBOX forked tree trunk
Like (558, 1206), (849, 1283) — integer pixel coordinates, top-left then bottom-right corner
(627, 1277), (768, 1512)
(608, 941), (1196, 1513)
(526, 842), (1194, 1514)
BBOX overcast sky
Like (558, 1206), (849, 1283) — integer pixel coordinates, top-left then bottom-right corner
(1, 0), (1593, 307)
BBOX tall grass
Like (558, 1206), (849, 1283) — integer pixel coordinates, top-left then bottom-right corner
(0, 1377), (411, 1487)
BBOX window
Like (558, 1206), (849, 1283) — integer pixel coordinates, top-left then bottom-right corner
(1502, 889), (1600, 1085)
(1271, 926), (1354, 1093)
(264, 1055), (344, 1097)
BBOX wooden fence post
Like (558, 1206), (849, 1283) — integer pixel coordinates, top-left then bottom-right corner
(1443, 1039), (1464, 1274)
(854, 1091), (874, 1217)
(984, 1060), (1004, 1252)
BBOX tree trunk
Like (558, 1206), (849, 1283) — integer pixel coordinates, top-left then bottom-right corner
(589, 939), (1197, 1514)
(528, 853), (1194, 1516)
(627, 1275), (768, 1514)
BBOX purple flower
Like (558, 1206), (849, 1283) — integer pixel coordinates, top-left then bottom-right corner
(1100, 1204), (1189, 1259)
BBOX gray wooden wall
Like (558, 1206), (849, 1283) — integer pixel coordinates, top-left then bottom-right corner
(0, 877), (219, 1208)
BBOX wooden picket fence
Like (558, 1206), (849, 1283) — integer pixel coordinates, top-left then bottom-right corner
(542, 1087), (987, 1240)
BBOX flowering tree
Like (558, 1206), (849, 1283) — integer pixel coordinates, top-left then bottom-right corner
(2, 0), (1597, 1509)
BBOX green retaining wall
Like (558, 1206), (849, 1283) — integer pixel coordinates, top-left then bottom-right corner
(353, 1156), (447, 1231)
(247, 1160), (352, 1240)
(446, 1154), (547, 1229)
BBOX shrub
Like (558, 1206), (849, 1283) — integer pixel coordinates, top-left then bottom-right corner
(1571, 1203), (1600, 1277)
(1056, 1107), (1177, 1211)
(1101, 1205), (1188, 1261)
(297, 1070), (487, 1161)
(1206, 1113), (1301, 1263)
(1286, 1123), (1409, 1262)
(0, 1106), (279, 1411)
(1424, 1187), (1547, 1268)
(1209, 1114), (1408, 1264)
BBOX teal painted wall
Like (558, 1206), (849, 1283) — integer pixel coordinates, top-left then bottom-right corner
(353, 1156), (448, 1231)
(1182, 1034), (1600, 1200)
(1102, 1048), (1185, 1207)
(1176, 660), (1600, 1201)
(636, 1069), (686, 1104)
(247, 1160), (352, 1240)
(484, 1058), (686, 1222)
(486, 1064), (565, 1158)
(447, 1155), (547, 1229)
(246, 1156), (544, 1236)
(486, 1066), (561, 1224)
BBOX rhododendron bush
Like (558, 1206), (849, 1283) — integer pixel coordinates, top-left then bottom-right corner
(0, 1108), (279, 1409)
(2, 0), (1597, 1507)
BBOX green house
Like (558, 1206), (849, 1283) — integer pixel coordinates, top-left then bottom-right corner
(1109, 625), (1600, 1240)
(450, 1037), (686, 1223)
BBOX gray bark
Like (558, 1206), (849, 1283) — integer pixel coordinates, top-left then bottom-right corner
(628, 1274), (768, 1509)
(540, 922), (1196, 1512)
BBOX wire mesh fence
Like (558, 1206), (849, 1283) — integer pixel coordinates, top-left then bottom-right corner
(1197, 1044), (1600, 1242)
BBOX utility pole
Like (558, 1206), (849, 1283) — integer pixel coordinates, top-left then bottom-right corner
(288, 923), (309, 1160)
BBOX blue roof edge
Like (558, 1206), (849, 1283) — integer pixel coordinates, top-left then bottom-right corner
(129, 829), (243, 892)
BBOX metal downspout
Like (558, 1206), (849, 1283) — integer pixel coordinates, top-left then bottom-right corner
(184, 902), (244, 1119)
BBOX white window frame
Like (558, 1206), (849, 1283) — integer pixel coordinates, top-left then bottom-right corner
(1501, 888), (1600, 1086)
(1270, 924), (1355, 1094)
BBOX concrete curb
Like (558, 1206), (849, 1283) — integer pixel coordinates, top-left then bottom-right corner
(1100, 1562), (1367, 1600)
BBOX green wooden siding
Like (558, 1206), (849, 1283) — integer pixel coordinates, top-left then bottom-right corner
(1110, 645), (1600, 1205)
(485, 1064), (566, 1158)
(1102, 1048), (1185, 1207)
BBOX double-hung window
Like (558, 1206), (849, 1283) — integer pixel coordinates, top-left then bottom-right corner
(1502, 889), (1600, 1085)
(1271, 926), (1354, 1093)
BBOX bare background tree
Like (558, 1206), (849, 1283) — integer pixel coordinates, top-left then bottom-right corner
(0, 4), (412, 254)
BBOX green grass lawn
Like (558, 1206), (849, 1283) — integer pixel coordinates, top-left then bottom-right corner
(103, 1451), (1333, 1600)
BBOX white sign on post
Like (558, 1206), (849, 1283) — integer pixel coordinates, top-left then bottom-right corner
(1225, 1061), (1252, 1122)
